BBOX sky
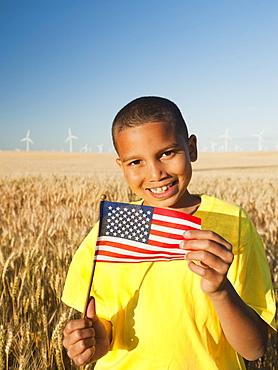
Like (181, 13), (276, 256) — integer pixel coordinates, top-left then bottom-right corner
(0, 0), (277, 153)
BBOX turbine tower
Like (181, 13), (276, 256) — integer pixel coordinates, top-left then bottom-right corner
(20, 130), (34, 151)
(80, 144), (88, 153)
(252, 130), (265, 151)
(97, 143), (104, 153)
(65, 128), (78, 152)
(210, 141), (217, 152)
(219, 128), (231, 152)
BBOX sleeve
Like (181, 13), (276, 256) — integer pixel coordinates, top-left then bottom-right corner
(62, 222), (99, 313)
(232, 208), (276, 333)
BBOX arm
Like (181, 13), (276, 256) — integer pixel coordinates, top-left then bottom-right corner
(180, 230), (268, 361)
(63, 297), (112, 366)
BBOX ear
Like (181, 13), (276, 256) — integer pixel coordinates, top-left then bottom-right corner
(188, 135), (198, 162)
(116, 157), (123, 169)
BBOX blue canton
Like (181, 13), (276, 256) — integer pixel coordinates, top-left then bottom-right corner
(99, 201), (153, 243)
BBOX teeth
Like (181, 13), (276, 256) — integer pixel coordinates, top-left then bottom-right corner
(149, 183), (172, 193)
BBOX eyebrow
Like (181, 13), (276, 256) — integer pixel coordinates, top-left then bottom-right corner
(121, 155), (140, 164)
(160, 143), (183, 151)
(121, 142), (183, 163)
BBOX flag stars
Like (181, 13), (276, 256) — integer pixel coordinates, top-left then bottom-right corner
(101, 203), (152, 242)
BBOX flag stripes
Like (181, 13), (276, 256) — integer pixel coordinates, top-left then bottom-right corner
(95, 200), (201, 263)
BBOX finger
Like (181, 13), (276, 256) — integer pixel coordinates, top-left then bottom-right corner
(64, 326), (95, 344)
(85, 296), (97, 321)
(64, 318), (94, 337)
(73, 346), (96, 367)
(66, 335), (96, 359)
(183, 230), (232, 251)
(63, 326), (95, 351)
(185, 250), (232, 275)
(187, 261), (227, 288)
(185, 241), (234, 265)
(181, 234), (233, 264)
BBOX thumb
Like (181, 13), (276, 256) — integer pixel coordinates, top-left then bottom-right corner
(85, 296), (97, 320)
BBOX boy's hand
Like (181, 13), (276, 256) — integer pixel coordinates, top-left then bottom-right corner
(180, 230), (234, 296)
(63, 297), (111, 366)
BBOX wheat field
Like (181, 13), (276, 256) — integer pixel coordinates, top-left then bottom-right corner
(0, 151), (277, 369)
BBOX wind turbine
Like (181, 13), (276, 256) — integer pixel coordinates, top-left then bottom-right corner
(65, 128), (78, 152)
(20, 130), (34, 151)
(219, 128), (231, 152)
(210, 141), (217, 152)
(80, 144), (88, 153)
(252, 130), (265, 151)
(97, 143), (104, 153)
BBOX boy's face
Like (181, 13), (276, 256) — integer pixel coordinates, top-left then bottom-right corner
(115, 121), (197, 210)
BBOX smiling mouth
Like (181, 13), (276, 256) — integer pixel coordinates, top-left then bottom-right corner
(148, 181), (177, 194)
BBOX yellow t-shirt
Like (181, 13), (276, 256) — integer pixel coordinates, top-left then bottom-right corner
(62, 195), (276, 370)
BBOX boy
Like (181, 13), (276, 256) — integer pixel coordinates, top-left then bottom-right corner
(62, 97), (276, 369)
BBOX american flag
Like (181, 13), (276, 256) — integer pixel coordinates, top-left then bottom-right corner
(95, 200), (201, 263)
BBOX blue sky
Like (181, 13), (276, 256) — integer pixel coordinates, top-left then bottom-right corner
(0, 0), (277, 152)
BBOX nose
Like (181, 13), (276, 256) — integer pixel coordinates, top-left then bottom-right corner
(147, 160), (166, 182)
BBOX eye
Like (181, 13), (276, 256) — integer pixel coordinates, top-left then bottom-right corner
(161, 150), (175, 158)
(129, 159), (142, 166)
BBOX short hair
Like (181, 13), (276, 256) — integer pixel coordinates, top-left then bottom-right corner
(112, 96), (189, 150)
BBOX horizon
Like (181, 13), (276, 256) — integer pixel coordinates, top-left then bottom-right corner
(2, 147), (278, 177)
(4, 127), (277, 153)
